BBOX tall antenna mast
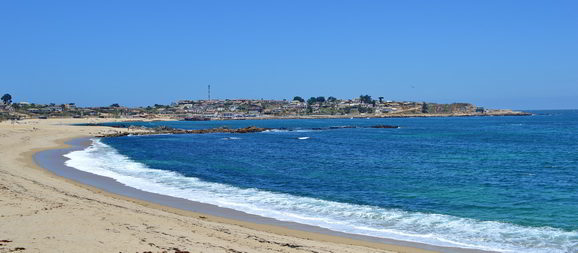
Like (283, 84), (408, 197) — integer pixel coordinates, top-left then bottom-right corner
(208, 84), (211, 101)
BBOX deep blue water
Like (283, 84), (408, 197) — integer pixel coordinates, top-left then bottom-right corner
(72, 110), (578, 252)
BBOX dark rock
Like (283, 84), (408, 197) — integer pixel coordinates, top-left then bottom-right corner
(370, 125), (399, 129)
(98, 126), (270, 137)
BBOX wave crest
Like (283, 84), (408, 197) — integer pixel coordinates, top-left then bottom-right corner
(63, 139), (578, 253)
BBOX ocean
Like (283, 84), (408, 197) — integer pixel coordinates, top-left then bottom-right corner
(65, 110), (578, 252)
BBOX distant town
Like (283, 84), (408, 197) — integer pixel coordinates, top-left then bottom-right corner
(0, 93), (529, 121)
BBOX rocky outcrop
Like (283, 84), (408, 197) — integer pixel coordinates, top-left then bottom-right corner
(96, 126), (269, 137)
(421, 103), (477, 114)
(95, 124), (402, 138)
(482, 110), (532, 116)
(370, 125), (400, 129)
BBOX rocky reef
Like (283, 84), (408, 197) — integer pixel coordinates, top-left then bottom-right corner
(96, 126), (269, 137)
(95, 124), (401, 137)
(370, 125), (400, 129)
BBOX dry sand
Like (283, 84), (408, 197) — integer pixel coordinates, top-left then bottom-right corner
(0, 118), (434, 253)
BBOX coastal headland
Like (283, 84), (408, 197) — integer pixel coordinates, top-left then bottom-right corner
(1, 95), (530, 122)
(0, 117), (488, 253)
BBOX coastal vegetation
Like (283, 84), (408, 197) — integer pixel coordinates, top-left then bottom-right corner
(1, 93), (12, 105)
(0, 92), (529, 122)
(0, 93), (15, 121)
(292, 96), (305, 103)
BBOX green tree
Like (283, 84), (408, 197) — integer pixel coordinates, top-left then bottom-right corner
(378, 97), (384, 103)
(421, 102), (429, 113)
(316, 96), (326, 103)
(327, 96), (337, 103)
(359, 94), (372, 104)
(2, 93), (12, 105)
(110, 103), (120, 108)
(307, 97), (317, 105)
(293, 96), (305, 102)
(358, 107), (374, 113)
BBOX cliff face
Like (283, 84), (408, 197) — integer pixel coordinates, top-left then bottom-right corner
(422, 103), (477, 114)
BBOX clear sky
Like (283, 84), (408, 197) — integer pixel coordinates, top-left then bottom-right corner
(1, 1), (577, 109)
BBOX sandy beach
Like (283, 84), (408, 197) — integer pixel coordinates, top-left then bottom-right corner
(0, 118), (440, 253)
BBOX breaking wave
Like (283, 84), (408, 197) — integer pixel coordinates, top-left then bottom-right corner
(63, 139), (578, 253)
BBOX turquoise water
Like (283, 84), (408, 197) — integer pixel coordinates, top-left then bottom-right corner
(67, 111), (578, 252)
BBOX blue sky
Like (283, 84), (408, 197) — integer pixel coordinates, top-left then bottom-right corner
(1, 1), (577, 109)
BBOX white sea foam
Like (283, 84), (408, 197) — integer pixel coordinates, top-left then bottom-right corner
(297, 137), (310, 140)
(222, 137), (241, 140)
(64, 139), (578, 253)
(264, 129), (314, 133)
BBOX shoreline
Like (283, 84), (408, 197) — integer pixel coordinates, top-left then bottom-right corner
(0, 118), (500, 252)
(223, 110), (532, 120)
(3, 108), (532, 123)
(33, 136), (490, 253)
(0, 118), (429, 252)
